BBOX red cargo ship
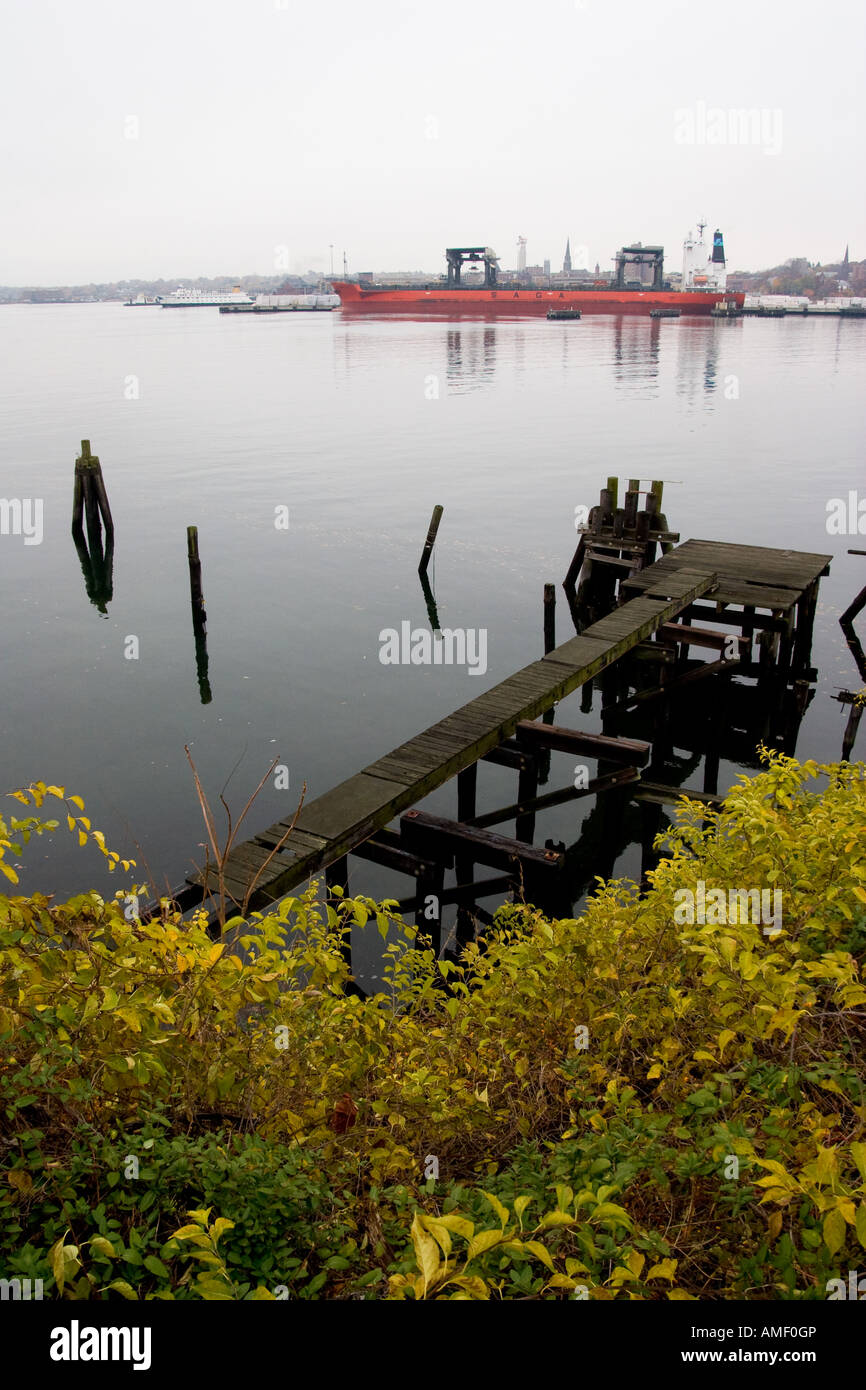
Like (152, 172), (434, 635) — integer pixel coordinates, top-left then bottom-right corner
(333, 228), (744, 317)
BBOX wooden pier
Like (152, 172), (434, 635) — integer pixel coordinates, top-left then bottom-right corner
(174, 566), (716, 916)
(146, 510), (831, 951)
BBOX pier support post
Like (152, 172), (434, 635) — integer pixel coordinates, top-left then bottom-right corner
(515, 755), (540, 843)
(543, 583), (556, 654)
(418, 504), (444, 576)
(187, 526), (205, 621)
(415, 862), (444, 955)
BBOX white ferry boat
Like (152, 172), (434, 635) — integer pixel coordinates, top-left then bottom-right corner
(160, 285), (254, 308)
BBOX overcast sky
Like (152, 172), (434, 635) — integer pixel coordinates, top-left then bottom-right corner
(2, 0), (864, 284)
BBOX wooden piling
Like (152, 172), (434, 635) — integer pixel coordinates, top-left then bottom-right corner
(91, 464), (114, 536)
(543, 583), (556, 654)
(563, 534), (586, 592)
(187, 526), (205, 621)
(455, 763), (478, 948)
(418, 504), (444, 575)
(72, 463), (84, 532)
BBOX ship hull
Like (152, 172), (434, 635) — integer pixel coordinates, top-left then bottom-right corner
(331, 282), (743, 316)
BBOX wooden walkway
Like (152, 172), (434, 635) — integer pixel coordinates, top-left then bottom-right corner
(189, 566), (717, 910)
(620, 538), (830, 613)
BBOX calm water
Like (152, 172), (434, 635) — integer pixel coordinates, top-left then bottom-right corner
(1, 304), (864, 949)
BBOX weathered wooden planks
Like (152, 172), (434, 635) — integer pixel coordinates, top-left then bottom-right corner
(187, 568), (717, 908)
(622, 539), (831, 611)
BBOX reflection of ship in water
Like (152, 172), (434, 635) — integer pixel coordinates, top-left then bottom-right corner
(610, 313), (727, 401)
(674, 320), (723, 403)
(611, 315), (662, 389)
(446, 326), (497, 391)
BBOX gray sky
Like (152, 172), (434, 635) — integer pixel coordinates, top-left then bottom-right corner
(2, 0), (864, 284)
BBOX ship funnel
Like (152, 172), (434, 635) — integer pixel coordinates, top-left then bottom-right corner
(712, 230), (726, 265)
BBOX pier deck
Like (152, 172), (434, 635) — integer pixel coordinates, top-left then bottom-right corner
(619, 538), (830, 612)
(187, 566), (717, 909)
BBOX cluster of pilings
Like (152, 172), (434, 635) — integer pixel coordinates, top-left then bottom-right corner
(71, 441), (114, 614)
(563, 476), (674, 623)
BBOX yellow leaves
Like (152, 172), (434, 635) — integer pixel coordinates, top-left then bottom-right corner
(856, 1204), (866, 1251)
(89, 1236), (116, 1258)
(717, 1029), (736, 1054)
(850, 1143), (866, 1184)
(466, 1228), (506, 1261)
(81, 992), (100, 1023)
(6, 1170), (33, 1195)
(411, 1212), (441, 1294)
(480, 1191), (510, 1229)
(421, 1218), (453, 1257)
(823, 1208), (846, 1255)
(211, 1217), (234, 1245)
(429, 1213), (475, 1241)
(172, 1226), (211, 1246)
(106, 1279), (138, 1300)
(513, 1195), (533, 1228)
(767, 1210), (783, 1242)
(50, 1234), (81, 1293)
(521, 1240), (555, 1273)
(624, 1249), (645, 1279)
(813, 1147), (840, 1185)
(646, 1063), (663, 1080)
(646, 1258), (678, 1282)
(718, 936), (737, 966)
(591, 1202), (633, 1232)
(538, 1210), (576, 1229)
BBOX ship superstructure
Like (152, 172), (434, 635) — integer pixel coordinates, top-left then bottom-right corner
(681, 223), (727, 292)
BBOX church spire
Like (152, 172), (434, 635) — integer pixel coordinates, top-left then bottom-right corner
(563, 239), (572, 273)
